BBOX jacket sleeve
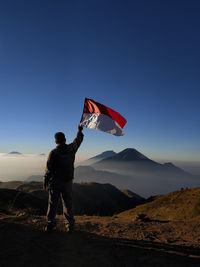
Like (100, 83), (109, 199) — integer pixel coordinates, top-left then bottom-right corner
(72, 130), (84, 153)
(43, 150), (56, 185)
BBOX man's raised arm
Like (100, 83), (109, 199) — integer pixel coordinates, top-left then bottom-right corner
(72, 125), (84, 153)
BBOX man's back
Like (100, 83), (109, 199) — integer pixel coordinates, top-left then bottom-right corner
(49, 143), (77, 187)
(44, 127), (84, 190)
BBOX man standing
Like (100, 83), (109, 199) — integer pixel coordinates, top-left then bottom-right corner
(43, 125), (84, 232)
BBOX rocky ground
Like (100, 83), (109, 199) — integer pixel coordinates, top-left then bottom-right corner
(0, 214), (200, 267)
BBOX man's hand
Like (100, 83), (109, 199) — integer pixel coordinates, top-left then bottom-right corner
(78, 125), (83, 131)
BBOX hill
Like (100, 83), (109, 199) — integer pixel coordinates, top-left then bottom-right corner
(118, 187), (200, 221)
(0, 181), (142, 216)
(26, 175), (43, 182)
(17, 181), (43, 192)
(121, 189), (145, 204)
(0, 181), (24, 189)
(0, 188), (46, 215)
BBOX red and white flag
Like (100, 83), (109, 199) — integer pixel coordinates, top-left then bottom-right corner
(80, 98), (127, 136)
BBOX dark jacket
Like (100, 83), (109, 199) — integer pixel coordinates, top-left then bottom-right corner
(44, 130), (84, 189)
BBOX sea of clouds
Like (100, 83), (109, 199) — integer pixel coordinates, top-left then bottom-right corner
(0, 152), (86, 182)
(0, 153), (47, 181)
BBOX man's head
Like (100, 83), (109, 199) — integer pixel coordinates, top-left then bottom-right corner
(54, 132), (66, 145)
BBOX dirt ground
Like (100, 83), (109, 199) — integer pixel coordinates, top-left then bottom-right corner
(0, 214), (200, 267)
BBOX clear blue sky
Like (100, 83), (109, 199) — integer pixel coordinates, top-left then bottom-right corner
(0, 0), (200, 161)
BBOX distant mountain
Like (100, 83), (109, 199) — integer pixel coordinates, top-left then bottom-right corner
(21, 148), (200, 197)
(163, 162), (191, 175)
(92, 148), (190, 174)
(75, 165), (137, 191)
(100, 148), (153, 162)
(79, 150), (116, 166)
(8, 151), (22, 155)
(92, 148), (160, 171)
(39, 153), (46, 156)
(90, 148), (199, 197)
(90, 150), (116, 160)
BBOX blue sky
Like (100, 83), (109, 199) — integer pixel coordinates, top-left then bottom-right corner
(0, 0), (200, 161)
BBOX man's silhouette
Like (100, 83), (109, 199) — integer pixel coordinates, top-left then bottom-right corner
(43, 125), (84, 232)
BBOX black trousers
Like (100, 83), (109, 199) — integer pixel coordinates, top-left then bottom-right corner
(47, 180), (74, 226)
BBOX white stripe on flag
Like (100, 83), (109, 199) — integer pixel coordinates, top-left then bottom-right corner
(80, 113), (124, 136)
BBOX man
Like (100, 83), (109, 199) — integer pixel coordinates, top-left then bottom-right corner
(43, 125), (84, 232)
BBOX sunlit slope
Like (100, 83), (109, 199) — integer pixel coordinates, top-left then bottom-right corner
(118, 187), (200, 221)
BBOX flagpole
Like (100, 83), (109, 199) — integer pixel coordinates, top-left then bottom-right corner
(79, 97), (86, 124)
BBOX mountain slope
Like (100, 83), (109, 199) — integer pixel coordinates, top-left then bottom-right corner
(0, 181), (24, 189)
(92, 148), (183, 173)
(26, 175), (43, 182)
(75, 165), (136, 189)
(98, 148), (153, 162)
(121, 189), (145, 204)
(0, 181), (141, 216)
(118, 187), (200, 221)
(90, 148), (199, 196)
(1, 215), (200, 267)
(79, 150), (116, 165)
(0, 188), (46, 214)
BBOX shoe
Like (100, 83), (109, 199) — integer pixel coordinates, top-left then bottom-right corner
(65, 223), (74, 233)
(45, 224), (56, 233)
(68, 223), (74, 232)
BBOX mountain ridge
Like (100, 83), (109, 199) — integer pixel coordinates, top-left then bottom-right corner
(79, 150), (116, 166)
(118, 187), (200, 221)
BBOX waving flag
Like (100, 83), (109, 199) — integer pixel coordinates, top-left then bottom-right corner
(80, 98), (127, 136)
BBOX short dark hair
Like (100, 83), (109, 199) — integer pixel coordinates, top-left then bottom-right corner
(54, 132), (66, 144)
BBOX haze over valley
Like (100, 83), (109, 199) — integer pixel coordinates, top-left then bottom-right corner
(1, 148), (199, 197)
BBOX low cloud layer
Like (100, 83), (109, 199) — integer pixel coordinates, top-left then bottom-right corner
(0, 153), (85, 181)
(0, 153), (47, 181)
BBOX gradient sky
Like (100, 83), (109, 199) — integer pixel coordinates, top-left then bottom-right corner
(0, 0), (200, 162)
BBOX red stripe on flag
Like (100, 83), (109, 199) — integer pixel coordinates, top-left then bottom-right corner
(83, 98), (127, 129)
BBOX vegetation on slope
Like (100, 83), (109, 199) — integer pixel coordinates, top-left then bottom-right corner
(0, 181), (24, 189)
(0, 181), (141, 216)
(118, 187), (200, 221)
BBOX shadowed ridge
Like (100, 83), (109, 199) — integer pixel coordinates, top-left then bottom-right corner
(163, 162), (191, 175)
(0, 181), (143, 216)
(121, 189), (145, 204)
